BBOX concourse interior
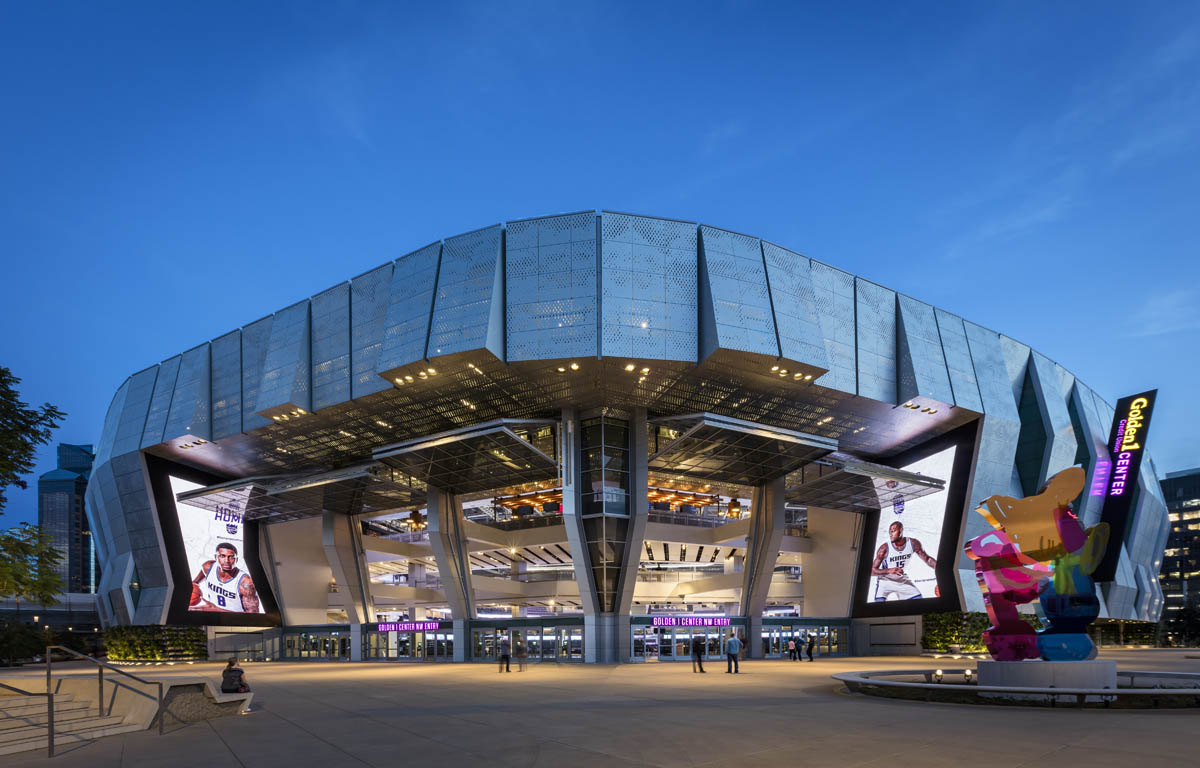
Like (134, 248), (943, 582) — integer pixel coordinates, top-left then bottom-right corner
(184, 405), (947, 665)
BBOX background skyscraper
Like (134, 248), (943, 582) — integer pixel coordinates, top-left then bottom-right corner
(37, 443), (98, 593)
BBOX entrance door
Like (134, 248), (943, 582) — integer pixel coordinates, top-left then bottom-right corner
(542, 628), (558, 660)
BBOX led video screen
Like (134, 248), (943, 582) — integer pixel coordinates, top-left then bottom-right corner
(866, 446), (956, 602)
(170, 476), (265, 615)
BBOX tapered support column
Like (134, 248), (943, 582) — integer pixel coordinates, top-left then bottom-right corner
(427, 486), (474, 661)
(560, 408), (599, 661)
(614, 407), (649, 662)
(322, 505), (374, 662)
(741, 476), (786, 659)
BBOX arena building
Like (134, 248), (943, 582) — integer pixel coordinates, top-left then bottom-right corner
(84, 211), (1169, 662)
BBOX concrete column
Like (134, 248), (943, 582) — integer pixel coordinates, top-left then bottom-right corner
(408, 562), (426, 586)
(427, 487), (475, 622)
(350, 623), (363, 661)
(321, 508), (374, 625)
(561, 408), (599, 663)
(614, 407), (649, 662)
(741, 476), (786, 659)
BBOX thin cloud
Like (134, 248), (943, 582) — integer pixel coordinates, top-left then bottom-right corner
(1123, 289), (1200, 338)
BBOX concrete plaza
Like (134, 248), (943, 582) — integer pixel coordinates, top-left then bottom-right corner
(3, 650), (1198, 767)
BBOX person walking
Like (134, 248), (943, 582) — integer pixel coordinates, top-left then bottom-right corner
(691, 634), (706, 673)
(787, 637), (797, 661)
(725, 632), (742, 674)
(806, 633), (816, 662)
(515, 638), (528, 672)
(499, 634), (511, 673)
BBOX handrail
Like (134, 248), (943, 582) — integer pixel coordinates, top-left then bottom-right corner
(46, 645), (164, 736)
(0, 680), (54, 758)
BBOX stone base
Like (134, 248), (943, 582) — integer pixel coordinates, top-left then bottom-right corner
(976, 660), (1116, 702)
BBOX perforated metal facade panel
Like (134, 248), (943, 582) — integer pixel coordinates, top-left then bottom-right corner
(698, 225), (778, 359)
(1027, 351), (1078, 482)
(600, 213), (697, 361)
(210, 331), (242, 441)
(761, 242), (828, 370)
(429, 225), (504, 360)
(808, 260), (856, 394)
(933, 309), (983, 412)
(1068, 381), (1110, 528)
(311, 283), (351, 411)
(350, 265), (392, 399)
(896, 295), (953, 405)
(112, 368), (158, 460)
(164, 343), (211, 442)
(378, 241), (441, 376)
(240, 315), (274, 432)
(854, 279), (897, 404)
(140, 355), (180, 448)
(506, 212), (597, 361)
(257, 300), (312, 414)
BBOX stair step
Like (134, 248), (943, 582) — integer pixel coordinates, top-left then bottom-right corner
(0, 704), (105, 730)
(0, 715), (127, 745)
(0, 721), (143, 756)
(0, 696), (86, 718)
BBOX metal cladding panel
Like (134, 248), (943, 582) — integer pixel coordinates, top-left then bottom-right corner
(1069, 382), (1111, 528)
(854, 279), (897, 404)
(761, 242), (828, 370)
(164, 343), (211, 442)
(83, 475), (112, 565)
(115, 368), (157, 460)
(808, 261), (856, 394)
(379, 242), (441, 375)
(241, 315), (274, 432)
(350, 265), (392, 399)
(1102, 547), (1138, 618)
(933, 309), (984, 412)
(94, 379), (130, 468)
(211, 331), (242, 441)
(999, 335), (1031, 411)
(506, 212), (597, 361)
(257, 300), (312, 414)
(698, 226), (778, 358)
(312, 282), (352, 410)
(964, 322), (1020, 423)
(600, 213), (698, 361)
(896, 295), (953, 405)
(428, 225), (505, 360)
(140, 355), (180, 448)
(1027, 351), (1077, 483)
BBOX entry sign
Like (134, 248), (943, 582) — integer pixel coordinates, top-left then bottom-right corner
(651, 617), (730, 627)
(1093, 389), (1157, 582)
(376, 621), (441, 632)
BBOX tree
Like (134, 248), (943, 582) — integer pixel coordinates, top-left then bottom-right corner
(0, 365), (65, 513)
(0, 523), (64, 604)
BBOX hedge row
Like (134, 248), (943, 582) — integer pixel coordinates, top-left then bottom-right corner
(105, 625), (208, 661)
(920, 611), (1043, 652)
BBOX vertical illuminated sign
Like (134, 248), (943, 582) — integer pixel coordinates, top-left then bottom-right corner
(1092, 389), (1156, 582)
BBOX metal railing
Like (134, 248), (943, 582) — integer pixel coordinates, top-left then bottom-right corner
(46, 645), (164, 737)
(0, 680), (54, 758)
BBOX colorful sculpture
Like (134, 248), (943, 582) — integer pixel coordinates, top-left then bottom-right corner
(964, 467), (1109, 662)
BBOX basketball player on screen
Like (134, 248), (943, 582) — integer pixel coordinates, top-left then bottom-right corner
(190, 542), (260, 613)
(871, 521), (937, 601)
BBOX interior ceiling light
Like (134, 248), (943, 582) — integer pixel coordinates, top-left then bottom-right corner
(625, 363), (636, 371)
(557, 367), (566, 373)
(804, 374), (812, 380)
(641, 367), (650, 374)
(570, 362), (580, 370)
(771, 365), (779, 372)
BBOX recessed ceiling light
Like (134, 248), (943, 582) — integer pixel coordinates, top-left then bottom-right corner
(625, 363), (636, 371)
(771, 366), (779, 372)
(557, 367), (566, 373)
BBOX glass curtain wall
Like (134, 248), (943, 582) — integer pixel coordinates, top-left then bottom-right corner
(580, 415), (630, 612)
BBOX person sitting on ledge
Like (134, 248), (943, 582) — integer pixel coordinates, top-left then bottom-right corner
(221, 657), (250, 694)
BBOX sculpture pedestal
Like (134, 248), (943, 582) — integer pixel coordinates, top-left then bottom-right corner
(977, 660), (1116, 702)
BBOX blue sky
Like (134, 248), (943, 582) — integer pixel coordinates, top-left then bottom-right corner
(2, 2), (1198, 526)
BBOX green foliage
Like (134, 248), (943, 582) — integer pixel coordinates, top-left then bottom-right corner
(0, 366), (65, 513)
(0, 620), (49, 664)
(0, 523), (64, 603)
(920, 611), (1043, 652)
(104, 626), (208, 661)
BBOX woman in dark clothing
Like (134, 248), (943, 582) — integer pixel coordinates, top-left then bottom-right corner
(221, 658), (249, 693)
